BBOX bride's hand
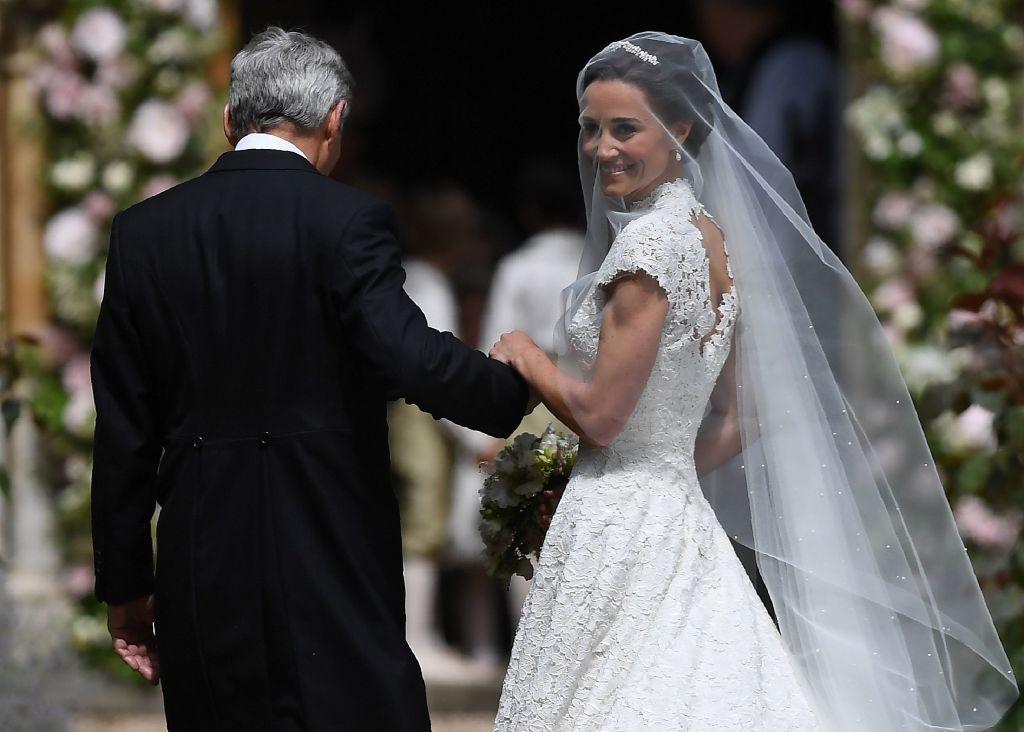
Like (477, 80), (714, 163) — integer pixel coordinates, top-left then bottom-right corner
(489, 330), (539, 370)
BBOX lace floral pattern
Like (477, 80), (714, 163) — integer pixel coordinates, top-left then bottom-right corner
(494, 179), (824, 731)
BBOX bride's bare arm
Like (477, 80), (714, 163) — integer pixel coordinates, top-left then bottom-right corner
(491, 273), (668, 447)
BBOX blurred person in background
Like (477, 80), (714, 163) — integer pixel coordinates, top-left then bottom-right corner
(390, 183), (483, 681)
(446, 160), (585, 668)
(696, 0), (841, 258)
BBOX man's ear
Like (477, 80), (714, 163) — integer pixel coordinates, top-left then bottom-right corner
(223, 103), (235, 145)
(328, 100), (346, 140)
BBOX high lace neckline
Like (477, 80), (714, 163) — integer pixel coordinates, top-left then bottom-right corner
(626, 177), (693, 212)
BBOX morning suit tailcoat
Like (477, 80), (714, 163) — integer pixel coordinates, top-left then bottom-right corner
(89, 148), (529, 731)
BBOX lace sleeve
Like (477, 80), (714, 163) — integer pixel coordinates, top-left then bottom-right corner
(594, 211), (738, 363)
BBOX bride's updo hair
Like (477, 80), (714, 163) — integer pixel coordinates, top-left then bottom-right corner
(581, 46), (715, 158)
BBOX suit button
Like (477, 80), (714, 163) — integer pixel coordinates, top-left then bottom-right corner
(259, 431), (271, 446)
(193, 435), (204, 448)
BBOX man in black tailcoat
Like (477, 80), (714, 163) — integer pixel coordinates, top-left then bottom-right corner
(91, 26), (529, 731)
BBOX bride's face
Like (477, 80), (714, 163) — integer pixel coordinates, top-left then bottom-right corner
(579, 80), (685, 203)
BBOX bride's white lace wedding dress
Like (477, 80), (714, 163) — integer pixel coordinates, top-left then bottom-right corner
(494, 178), (825, 731)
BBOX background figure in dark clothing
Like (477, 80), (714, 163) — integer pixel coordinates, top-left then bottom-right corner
(697, 0), (843, 260)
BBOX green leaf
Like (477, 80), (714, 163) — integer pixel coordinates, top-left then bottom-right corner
(957, 454), (994, 493)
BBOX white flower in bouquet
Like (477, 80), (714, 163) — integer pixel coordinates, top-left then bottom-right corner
(71, 8), (127, 62)
(872, 7), (940, 77)
(872, 191), (915, 230)
(909, 203), (959, 250)
(954, 153), (994, 191)
(43, 208), (98, 266)
(51, 154), (96, 192)
(127, 99), (189, 164)
(101, 160), (135, 194)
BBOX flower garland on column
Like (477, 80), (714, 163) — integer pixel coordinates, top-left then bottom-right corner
(21, 0), (225, 675)
(844, 2), (1024, 726)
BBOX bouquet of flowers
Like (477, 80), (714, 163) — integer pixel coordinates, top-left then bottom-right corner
(479, 425), (578, 583)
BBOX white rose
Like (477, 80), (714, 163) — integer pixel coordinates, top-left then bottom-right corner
(70, 8), (127, 61)
(892, 301), (923, 330)
(51, 155), (96, 192)
(186, 0), (218, 28)
(931, 111), (958, 137)
(873, 8), (940, 76)
(101, 160), (135, 194)
(896, 131), (923, 156)
(954, 153), (994, 191)
(934, 405), (997, 455)
(127, 99), (189, 164)
(872, 191), (915, 229)
(43, 208), (98, 266)
(861, 237), (900, 277)
(909, 203), (959, 250)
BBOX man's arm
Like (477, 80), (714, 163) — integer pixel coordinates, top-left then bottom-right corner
(330, 200), (529, 437)
(91, 212), (161, 605)
(90, 212), (162, 683)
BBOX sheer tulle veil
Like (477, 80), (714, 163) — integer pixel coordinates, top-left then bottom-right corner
(552, 32), (1018, 731)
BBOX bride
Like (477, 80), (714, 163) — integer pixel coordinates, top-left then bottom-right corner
(488, 33), (1017, 731)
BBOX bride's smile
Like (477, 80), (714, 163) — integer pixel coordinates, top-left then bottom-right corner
(579, 79), (692, 205)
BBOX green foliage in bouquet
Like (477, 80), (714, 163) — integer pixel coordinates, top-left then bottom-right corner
(479, 426), (578, 584)
(3, 0), (228, 679)
(844, 1), (1024, 725)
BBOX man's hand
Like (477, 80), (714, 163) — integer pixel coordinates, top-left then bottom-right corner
(107, 594), (160, 685)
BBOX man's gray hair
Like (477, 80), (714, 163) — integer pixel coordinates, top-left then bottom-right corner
(228, 26), (354, 139)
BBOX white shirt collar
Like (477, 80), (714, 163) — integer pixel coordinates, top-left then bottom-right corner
(234, 132), (310, 162)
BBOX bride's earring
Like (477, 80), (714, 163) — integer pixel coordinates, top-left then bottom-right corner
(674, 150), (682, 162)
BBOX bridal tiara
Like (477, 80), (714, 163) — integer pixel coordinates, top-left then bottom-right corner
(609, 40), (659, 66)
